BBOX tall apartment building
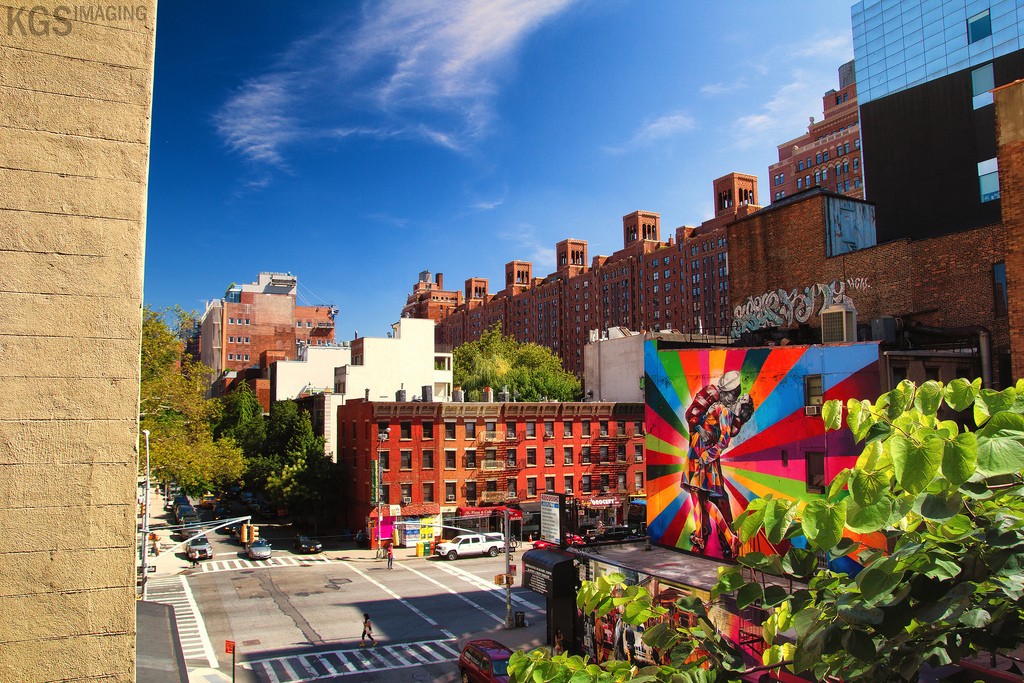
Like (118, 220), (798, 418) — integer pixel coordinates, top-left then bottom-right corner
(199, 271), (337, 378)
(768, 60), (864, 203)
(400, 270), (463, 323)
(853, 0), (1024, 242)
(336, 399), (645, 548)
(410, 174), (757, 377)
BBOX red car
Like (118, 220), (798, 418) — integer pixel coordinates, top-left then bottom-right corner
(459, 639), (513, 682)
(531, 534), (584, 550)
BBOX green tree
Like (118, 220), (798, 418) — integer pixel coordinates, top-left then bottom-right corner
(216, 383), (266, 459)
(139, 306), (243, 495)
(454, 324), (582, 401)
(509, 378), (1024, 683)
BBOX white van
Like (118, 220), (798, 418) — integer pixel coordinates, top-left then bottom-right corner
(435, 534), (503, 560)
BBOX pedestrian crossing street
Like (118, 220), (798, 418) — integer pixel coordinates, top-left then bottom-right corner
(145, 575), (219, 668)
(241, 639), (462, 682)
(196, 553), (333, 574)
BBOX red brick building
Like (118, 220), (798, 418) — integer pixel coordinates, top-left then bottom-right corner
(400, 270), (462, 323)
(336, 399), (645, 548)
(199, 272), (337, 408)
(768, 60), (864, 203)
(413, 177), (756, 379)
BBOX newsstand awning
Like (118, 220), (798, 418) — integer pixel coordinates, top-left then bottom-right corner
(456, 505), (523, 520)
(522, 547), (577, 597)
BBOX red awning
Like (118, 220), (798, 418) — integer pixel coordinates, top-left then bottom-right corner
(456, 506), (523, 520)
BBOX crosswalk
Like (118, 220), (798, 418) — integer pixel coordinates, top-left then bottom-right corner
(241, 639), (462, 682)
(145, 575), (219, 668)
(195, 554), (333, 574)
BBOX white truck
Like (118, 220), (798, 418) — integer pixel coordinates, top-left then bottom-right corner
(435, 534), (503, 560)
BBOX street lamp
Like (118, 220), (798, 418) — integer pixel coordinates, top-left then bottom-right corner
(140, 429), (151, 600)
(376, 427), (390, 559)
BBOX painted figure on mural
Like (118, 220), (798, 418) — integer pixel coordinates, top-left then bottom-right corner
(680, 370), (755, 558)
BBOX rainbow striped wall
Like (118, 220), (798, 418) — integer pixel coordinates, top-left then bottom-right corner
(644, 341), (881, 564)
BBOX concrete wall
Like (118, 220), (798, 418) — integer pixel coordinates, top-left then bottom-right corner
(273, 345), (352, 402)
(583, 333), (645, 403)
(0, 4), (157, 681)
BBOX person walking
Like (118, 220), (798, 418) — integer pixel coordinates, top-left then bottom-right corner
(360, 613), (376, 647)
(387, 544), (394, 570)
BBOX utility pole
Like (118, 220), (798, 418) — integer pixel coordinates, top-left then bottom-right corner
(140, 429), (151, 600)
(504, 507), (514, 628)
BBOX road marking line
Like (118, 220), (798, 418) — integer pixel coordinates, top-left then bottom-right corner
(336, 560), (455, 638)
(433, 561), (543, 610)
(180, 575), (219, 669)
(397, 563), (505, 625)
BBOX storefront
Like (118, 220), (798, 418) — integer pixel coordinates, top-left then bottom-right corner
(579, 495), (623, 528)
(451, 505), (523, 538)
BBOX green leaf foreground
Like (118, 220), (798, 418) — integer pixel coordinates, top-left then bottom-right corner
(508, 378), (1024, 683)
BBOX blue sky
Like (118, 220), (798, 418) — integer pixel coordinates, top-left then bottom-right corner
(144, 1), (855, 338)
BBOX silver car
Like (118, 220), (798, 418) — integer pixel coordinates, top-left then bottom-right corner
(246, 539), (272, 560)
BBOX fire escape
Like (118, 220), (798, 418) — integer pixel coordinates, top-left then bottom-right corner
(469, 429), (524, 504)
(587, 429), (632, 495)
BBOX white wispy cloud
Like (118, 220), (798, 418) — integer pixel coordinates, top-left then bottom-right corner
(215, 0), (575, 169)
(604, 111), (697, 154)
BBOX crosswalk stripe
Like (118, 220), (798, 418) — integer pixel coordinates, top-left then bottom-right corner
(241, 639), (459, 681)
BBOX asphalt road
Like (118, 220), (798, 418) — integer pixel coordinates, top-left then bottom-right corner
(147, 499), (549, 682)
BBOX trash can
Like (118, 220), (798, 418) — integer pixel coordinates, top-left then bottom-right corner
(514, 611), (526, 628)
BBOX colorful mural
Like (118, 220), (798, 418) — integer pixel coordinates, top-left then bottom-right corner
(644, 341), (882, 567)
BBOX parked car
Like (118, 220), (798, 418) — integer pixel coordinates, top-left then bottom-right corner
(532, 534), (585, 550)
(294, 535), (323, 554)
(212, 505), (231, 521)
(187, 536), (213, 560)
(246, 539), (272, 560)
(459, 639), (512, 682)
(436, 534), (503, 561)
(174, 504), (196, 524)
(199, 493), (217, 509)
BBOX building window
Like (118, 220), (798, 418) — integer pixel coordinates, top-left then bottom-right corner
(423, 482), (434, 503)
(465, 449), (477, 468)
(994, 262), (1008, 316)
(227, 353), (234, 360)
(545, 447), (555, 466)
(422, 450), (434, 469)
(400, 422), (412, 439)
(445, 481), (456, 502)
(380, 451), (390, 470)
(581, 475), (591, 493)
(634, 444), (644, 462)
(445, 450), (456, 469)
(635, 471), (644, 491)
(465, 421), (477, 439)
(797, 178), (803, 189)
(967, 9), (991, 44)
(445, 423), (456, 440)
(797, 160), (803, 171)
(507, 479), (517, 498)
(815, 153), (821, 165)
(972, 63), (994, 109)
(245, 319), (250, 325)
(228, 336), (234, 343)
(544, 421), (554, 438)
(545, 476), (555, 493)
(380, 484), (390, 504)
(527, 477), (537, 497)
(564, 475), (573, 493)
(465, 481), (476, 502)
(581, 446), (591, 464)
(506, 421), (517, 439)
(244, 354), (249, 361)
(599, 445), (609, 463)
(806, 451), (826, 493)
(400, 450), (412, 470)
(979, 158), (1000, 202)
(805, 374), (823, 407)
(526, 422), (536, 438)
(526, 448), (536, 467)
(563, 447), (573, 465)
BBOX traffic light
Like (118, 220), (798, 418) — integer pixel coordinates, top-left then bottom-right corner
(250, 526), (259, 541)
(239, 524), (251, 544)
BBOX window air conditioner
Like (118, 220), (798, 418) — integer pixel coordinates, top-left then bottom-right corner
(821, 304), (857, 343)
(401, 496), (412, 505)
(565, 488), (573, 495)
(804, 405), (821, 416)
(446, 495), (456, 502)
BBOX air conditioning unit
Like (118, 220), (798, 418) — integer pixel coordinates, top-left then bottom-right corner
(446, 494), (456, 502)
(804, 405), (821, 416)
(401, 496), (412, 505)
(821, 304), (857, 343)
(565, 488), (573, 495)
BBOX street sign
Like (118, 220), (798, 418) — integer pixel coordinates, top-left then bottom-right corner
(225, 640), (235, 654)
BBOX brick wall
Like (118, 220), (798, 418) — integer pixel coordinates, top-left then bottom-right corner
(995, 80), (1024, 381)
(0, 4), (157, 681)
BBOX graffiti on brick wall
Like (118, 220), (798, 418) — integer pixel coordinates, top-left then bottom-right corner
(730, 278), (869, 337)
